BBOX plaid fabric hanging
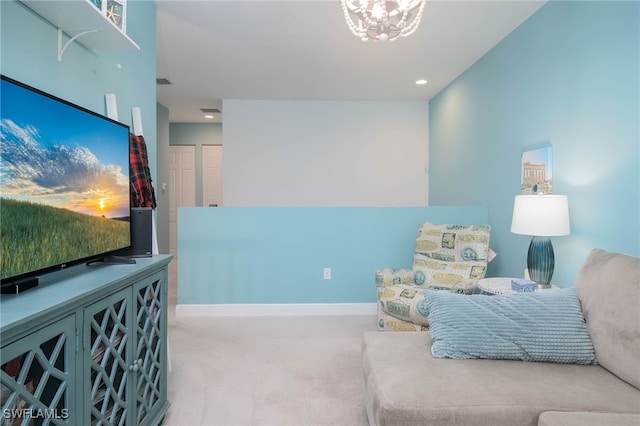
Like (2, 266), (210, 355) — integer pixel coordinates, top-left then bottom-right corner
(129, 133), (157, 208)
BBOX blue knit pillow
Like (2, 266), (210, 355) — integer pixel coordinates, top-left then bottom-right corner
(426, 288), (597, 364)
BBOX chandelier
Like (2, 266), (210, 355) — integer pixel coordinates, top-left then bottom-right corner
(340, 0), (426, 42)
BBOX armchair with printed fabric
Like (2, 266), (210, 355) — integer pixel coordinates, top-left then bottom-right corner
(375, 223), (492, 331)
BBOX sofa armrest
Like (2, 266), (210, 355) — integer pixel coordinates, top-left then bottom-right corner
(375, 268), (416, 288)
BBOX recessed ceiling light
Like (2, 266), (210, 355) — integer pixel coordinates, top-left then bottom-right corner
(204, 115), (214, 119)
(415, 79), (428, 85)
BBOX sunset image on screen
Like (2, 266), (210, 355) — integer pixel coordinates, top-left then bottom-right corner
(0, 88), (130, 219)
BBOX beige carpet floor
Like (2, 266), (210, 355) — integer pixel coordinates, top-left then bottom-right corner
(163, 261), (376, 426)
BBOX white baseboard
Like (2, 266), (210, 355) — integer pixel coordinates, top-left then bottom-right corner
(175, 303), (377, 317)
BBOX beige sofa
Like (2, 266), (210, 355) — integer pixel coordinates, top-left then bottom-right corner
(362, 249), (640, 425)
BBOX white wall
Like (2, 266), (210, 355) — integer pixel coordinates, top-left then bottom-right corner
(223, 100), (429, 206)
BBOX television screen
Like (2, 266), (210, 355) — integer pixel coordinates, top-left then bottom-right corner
(0, 75), (131, 285)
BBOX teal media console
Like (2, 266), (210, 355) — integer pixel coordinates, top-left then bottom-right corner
(0, 255), (173, 426)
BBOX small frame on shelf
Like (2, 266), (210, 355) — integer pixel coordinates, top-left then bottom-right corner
(89, 0), (127, 33)
(106, 0), (126, 32)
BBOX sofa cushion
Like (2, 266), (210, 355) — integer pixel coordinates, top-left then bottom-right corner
(362, 332), (640, 426)
(426, 289), (597, 364)
(574, 249), (640, 389)
(538, 411), (640, 426)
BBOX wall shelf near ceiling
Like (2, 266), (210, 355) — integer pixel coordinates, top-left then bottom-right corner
(21, 0), (139, 61)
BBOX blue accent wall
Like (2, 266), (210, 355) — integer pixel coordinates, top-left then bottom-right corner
(0, 0), (157, 179)
(177, 207), (488, 304)
(429, 1), (639, 287)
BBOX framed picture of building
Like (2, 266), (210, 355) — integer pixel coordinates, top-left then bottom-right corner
(521, 145), (552, 194)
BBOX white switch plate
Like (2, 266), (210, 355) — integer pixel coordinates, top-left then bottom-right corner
(323, 268), (331, 280)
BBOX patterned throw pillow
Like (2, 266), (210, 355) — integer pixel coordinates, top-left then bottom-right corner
(412, 224), (490, 291)
(426, 289), (598, 364)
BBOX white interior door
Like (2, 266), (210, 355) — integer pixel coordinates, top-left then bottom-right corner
(169, 146), (196, 255)
(202, 145), (223, 207)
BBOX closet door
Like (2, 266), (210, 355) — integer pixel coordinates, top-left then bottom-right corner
(202, 145), (223, 207)
(168, 146), (196, 255)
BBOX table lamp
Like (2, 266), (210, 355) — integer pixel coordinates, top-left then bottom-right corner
(510, 195), (570, 288)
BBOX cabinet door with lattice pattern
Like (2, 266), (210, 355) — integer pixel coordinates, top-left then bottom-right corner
(1, 314), (76, 426)
(84, 288), (132, 426)
(133, 271), (167, 426)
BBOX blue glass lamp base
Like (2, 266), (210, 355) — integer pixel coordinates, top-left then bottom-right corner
(527, 236), (555, 287)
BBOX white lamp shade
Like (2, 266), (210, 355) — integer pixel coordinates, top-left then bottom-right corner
(510, 195), (570, 237)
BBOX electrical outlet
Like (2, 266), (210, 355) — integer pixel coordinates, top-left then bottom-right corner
(323, 268), (331, 280)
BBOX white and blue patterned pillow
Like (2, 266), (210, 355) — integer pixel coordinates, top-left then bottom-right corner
(426, 288), (597, 364)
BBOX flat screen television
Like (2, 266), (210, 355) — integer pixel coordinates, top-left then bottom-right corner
(0, 75), (132, 290)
